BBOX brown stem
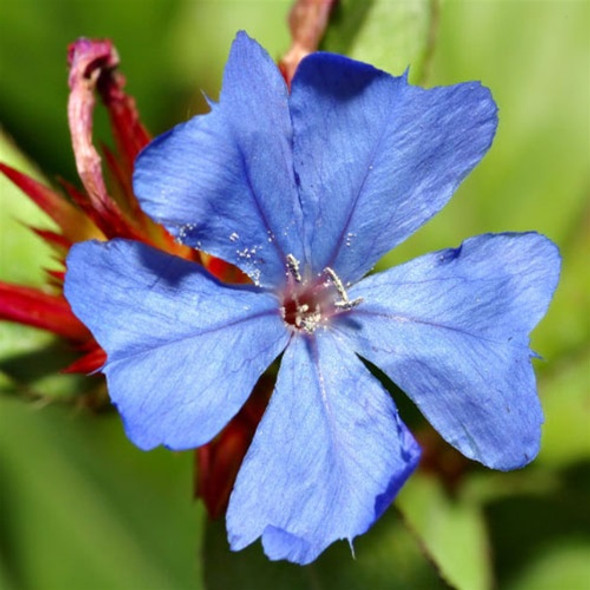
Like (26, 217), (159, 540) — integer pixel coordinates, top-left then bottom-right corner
(279, 0), (337, 86)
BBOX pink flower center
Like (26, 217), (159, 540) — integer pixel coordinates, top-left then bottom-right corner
(280, 255), (362, 334)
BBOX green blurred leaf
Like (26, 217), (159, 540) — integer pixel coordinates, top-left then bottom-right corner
(321, 0), (436, 82)
(168, 0), (292, 102)
(461, 469), (559, 507)
(397, 473), (492, 590)
(0, 341), (100, 401)
(485, 463), (590, 589)
(506, 542), (590, 590)
(0, 397), (205, 590)
(537, 347), (590, 467)
(0, 130), (56, 286)
(428, 0), (590, 239)
(204, 507), (446, 590)
(536, 197), (590, 363)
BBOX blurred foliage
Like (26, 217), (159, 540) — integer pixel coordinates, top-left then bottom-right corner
(0, 397), (204, 590)
(396, 473), (492, 590)
(1, 0), (589, 589)
(204, 507), (446, 590)
(320, 0), (435, 83)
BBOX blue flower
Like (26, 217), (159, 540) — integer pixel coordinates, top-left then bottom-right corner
(64, 32), (560, 564)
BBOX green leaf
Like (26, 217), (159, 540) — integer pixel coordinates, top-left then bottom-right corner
(396, 473), (492, 590)
(485, 463), (590, 590)
(506, 542), (590, 590)
(0, 340), (100, 400)
(204, 508), (446, 590)
(461, 469), (559, 507)
(537, 347), (590, 467)
(0, 397), (205, 590)
(0, 130), (56, 287)
(168, 0), (292, 100)
(321, 0), (437, 82)
(534, 199), (590, 363)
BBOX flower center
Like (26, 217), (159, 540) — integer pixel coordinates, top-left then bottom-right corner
(280, 254), (362, 334)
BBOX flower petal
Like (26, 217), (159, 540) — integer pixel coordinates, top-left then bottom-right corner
(64, 239), (289, 450)
(133, 32), (303, 288)
(226, 331), (420, 564)
(342, 233), (561, 470)
(290, 55), (497, 282)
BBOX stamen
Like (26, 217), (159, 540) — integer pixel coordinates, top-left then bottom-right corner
(296, 304), (321, 333)
(334, 299), (363, 311)
(281, 260), (362, 335)
(324, 267), (363, 310)
(286, 253), (302, 283)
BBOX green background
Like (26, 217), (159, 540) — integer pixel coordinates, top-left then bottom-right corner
(1, 1), (589, 588)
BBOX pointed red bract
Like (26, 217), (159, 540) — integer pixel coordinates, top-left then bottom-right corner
(0, 282), (90, 341)
(96, 66), (151, 176)
(0, 163), (99, 243)
(196, 375), (273, 518)
(102, 144), (140, 217)
(63, 346), (107, 374)
(30, 228), (73, 255)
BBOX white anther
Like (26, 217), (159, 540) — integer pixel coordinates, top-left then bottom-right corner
(286, 254), (302, 283)
(324, 267), (363, 311)
(299, 305), (322, 333)
(334, 299), (363, 311)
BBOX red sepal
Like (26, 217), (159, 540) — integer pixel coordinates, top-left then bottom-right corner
(0, 281), (90, 341)
(67, 39), (146, 242)
(205, 256), (250, 284)
(195, 374), (274, 519)
(30, 227), (73, 254)
(63, 346), (107, 374)
(96, 66), (151, 177)
(0, 163), (97, 243)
